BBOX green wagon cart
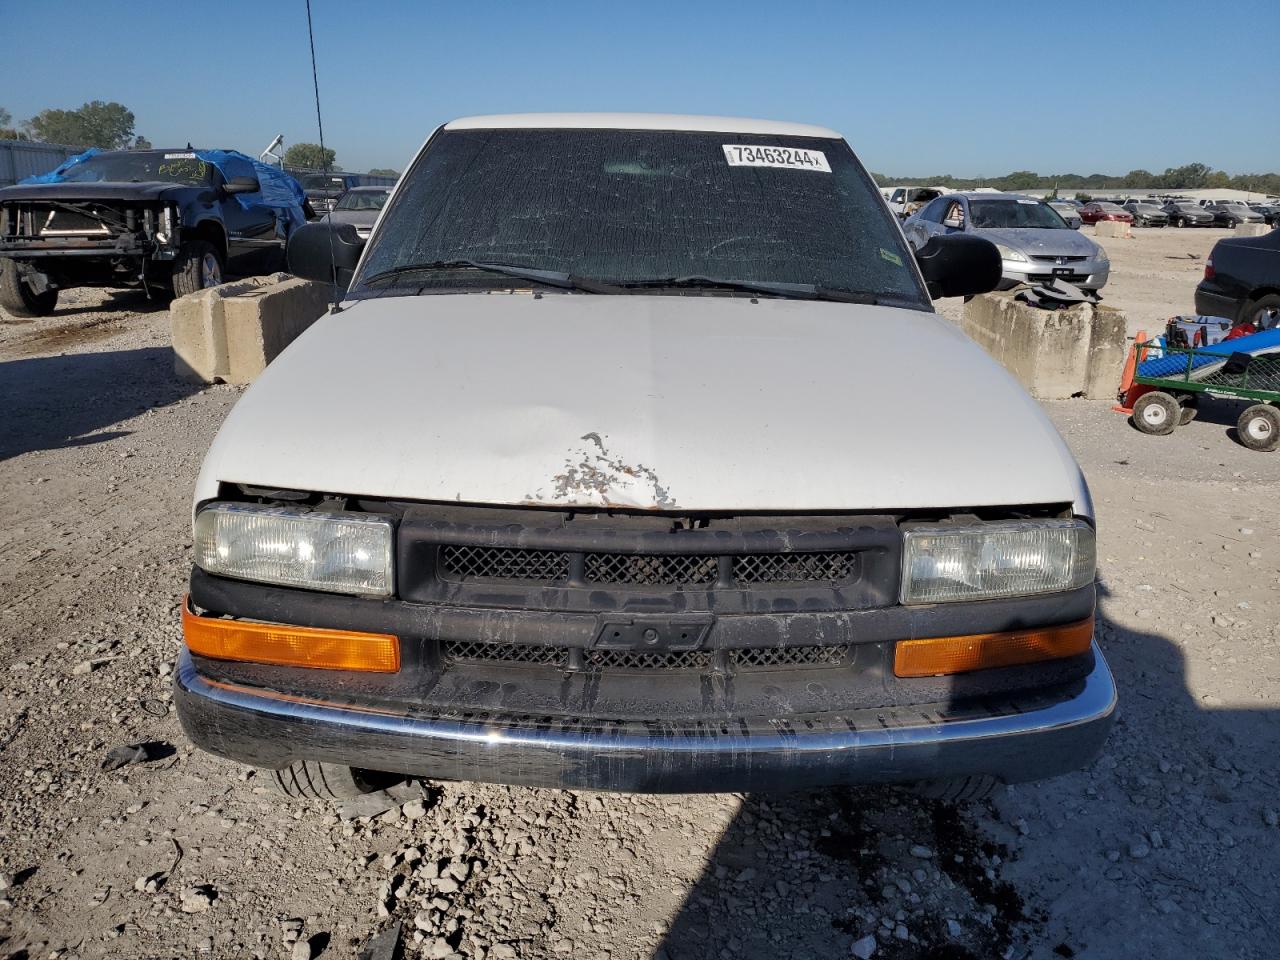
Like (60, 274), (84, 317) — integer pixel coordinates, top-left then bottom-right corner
(1128, 340), (1280, 451)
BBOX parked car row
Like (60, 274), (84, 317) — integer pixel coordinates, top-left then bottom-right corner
(1072, 197), (1275, 228)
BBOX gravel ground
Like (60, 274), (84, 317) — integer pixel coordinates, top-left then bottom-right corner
(1, 251), (1278, 960)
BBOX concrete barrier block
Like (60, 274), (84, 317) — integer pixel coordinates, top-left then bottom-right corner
(960, 291), (1127, 400)
(1084, 304), (1128, 399)
(171, 273), (328, 384)
(220, 277), (330, 383)
(1094, 221), (1132, 239)
(1235, 223), (1271, 237)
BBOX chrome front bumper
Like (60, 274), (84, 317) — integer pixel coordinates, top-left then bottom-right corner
(175, 644), (1117, 793)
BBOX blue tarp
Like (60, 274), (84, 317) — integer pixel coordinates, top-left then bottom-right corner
(21, 147), (102, 182)
(1138, 327), (1280, 379)
(20, 147), (307, 229)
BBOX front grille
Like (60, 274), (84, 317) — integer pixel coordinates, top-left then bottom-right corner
(444, 639), (564, 665)
(587, 648), (714, 670)
(1030, 255), (1087, 263)
(586, 552), (718, 585)
(441, 640), (848, 672)
(438, 545), (859, 587)
(737, 645), (849, 667)
(1027, 272), (1090, 284)
(440, 545), (569, 582)
(41, 209), (110, 235)
(733, 552), (856, 583)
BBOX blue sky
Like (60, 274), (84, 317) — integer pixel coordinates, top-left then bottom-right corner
(6, 0), (1278, 176)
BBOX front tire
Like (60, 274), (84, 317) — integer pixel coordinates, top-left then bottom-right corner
(1133, 391), (1180, 435)
(0, 258), (59, 318)
(171, 240), (224, 298)
(1237, 404), (1280, 452)
(911, 775), (1000, 803)
(270, 761), (404, 800)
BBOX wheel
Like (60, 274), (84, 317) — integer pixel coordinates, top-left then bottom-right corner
(1237, 404), (1280, 452)
(911, 775), (1000, 803)
(269, 761), (404, 800)
(1179, 403), (1198, 425)
(0, 258), (59, 318)
(1241, 293), (1280, 329)
(1132, 391), (1180, 435)
(1176, 217), (1187, 228)
(171, 240), (224, 297)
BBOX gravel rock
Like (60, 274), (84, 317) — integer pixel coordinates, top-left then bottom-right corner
(402, 799), (428, 820)
(179, 885), (215, 913)
(851, 933), (878, 958)
(909, 845), (934, 859)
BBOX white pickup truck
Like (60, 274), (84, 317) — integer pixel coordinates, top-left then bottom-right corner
(174, 114), (1115, 802)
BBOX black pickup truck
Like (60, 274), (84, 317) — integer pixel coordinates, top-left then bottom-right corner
(0, 149), (309, 317)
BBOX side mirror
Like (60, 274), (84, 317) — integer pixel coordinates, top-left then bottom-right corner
(223, 176), (260, 195)
(287, 221), (366, 290)
(913, 233), (1002, 300)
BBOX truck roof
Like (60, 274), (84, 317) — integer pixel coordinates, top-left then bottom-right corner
(444, 112), (842, 139)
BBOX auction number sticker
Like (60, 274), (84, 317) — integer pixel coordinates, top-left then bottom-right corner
(722, 144), (830, 172)
(164, 152), (197, 160)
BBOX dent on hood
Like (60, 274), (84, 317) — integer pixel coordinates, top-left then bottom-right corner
(526, 432), (678, 510)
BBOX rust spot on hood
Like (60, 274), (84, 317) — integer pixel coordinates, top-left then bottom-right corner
(526, 433), (678, 510)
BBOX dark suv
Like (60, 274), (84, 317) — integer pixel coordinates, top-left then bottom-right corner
(0, 149), (307, 317)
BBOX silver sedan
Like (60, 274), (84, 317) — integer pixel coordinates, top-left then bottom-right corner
(903, 192), (1110, 291)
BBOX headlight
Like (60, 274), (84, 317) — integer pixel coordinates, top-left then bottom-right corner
(993, 243), (1028, 263)
(194, 503), (393, 596)
(901, 519), (1095, 604)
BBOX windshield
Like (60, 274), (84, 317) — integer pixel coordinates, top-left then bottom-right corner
(969, 199), (1068, 229)
(54, 152), (211, 185)
(335, 190), (389, 211)
(353, 128), (926, 304)
(1096, 203), (1125, 212)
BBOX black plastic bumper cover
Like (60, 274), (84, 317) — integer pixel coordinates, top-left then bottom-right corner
(174, 644), (1117, 793)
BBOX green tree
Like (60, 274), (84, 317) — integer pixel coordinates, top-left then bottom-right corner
(283, 142), (338, 171)
(1157, 162), (1211, 189)
(367, 167), (399, 178)
(999, 170), (1041, 190)
(25, 100), (139, 148)
(133, 135), (152, 149)
(1122, 169), (1155, 188)
(0, 105), (24, 141)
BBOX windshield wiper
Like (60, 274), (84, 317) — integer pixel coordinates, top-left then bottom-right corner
(604, 275), (904, 305)
(362, 259), (606, 292)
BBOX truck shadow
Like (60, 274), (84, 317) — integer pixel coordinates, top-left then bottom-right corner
(0, 347), (197, 461)
(652, 596), (1278, 960)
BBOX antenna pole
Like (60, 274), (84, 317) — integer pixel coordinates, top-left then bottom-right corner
(305, 0), (342, 312)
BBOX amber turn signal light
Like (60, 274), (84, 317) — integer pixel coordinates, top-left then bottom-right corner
(181, 596), (400, 673)
(893, 616), (1094, 678)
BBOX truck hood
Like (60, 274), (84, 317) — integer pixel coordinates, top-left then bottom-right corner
(195, 294), (1090, 514)
(975, 227), (1101, 257)
(0, 181), (187, 202)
